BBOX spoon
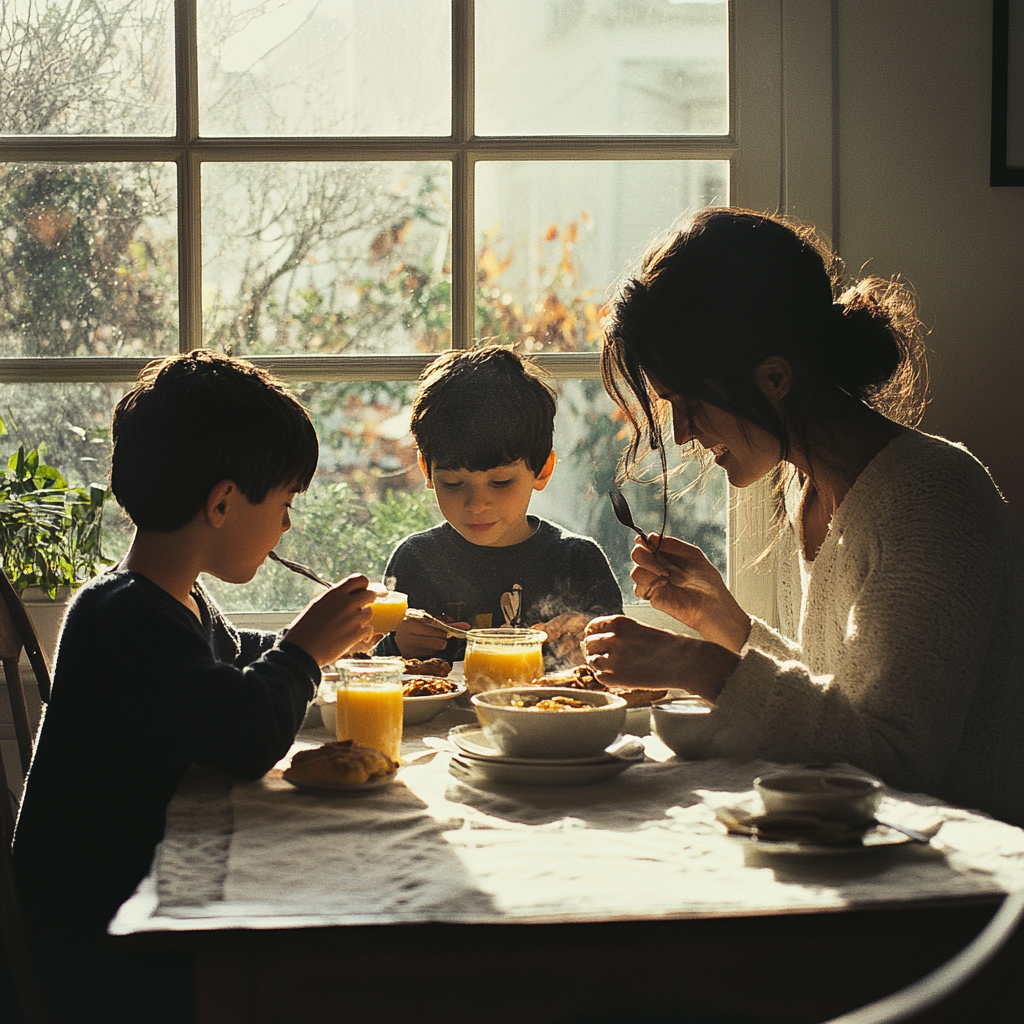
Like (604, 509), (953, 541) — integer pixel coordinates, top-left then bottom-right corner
(404, 607), (473, 640)
(268, 550), (332, 588)
(608, 486), (648, 544)
(873, 818), (942, 844)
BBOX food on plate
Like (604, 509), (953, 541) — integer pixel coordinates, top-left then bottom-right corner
(402, 677), (460, 698)
(508, 693), (591, 710)
(402, 657), (452, 677)
(538, 664), (667, 708)
(283, 740), (398, 787)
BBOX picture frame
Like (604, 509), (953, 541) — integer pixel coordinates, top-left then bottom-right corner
(991, 0), (1024, 185)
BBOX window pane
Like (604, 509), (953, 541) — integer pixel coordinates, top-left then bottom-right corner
(202, 378), (726, 613)
(198, 0), (451, 137)
(0, 163), (179, 358)
(202, 162), (451, 357)
(476, 0), (728, 136)
(475, 160), (727, 352)
(0, 381), (133, 564)
(1, 0), (175, 135)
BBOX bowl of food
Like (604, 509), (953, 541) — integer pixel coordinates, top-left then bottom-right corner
(402, 676), (467, 725)
(471, 686), (627, 759)
(754, 771), (884, 826)
(650, 696), (715, 758)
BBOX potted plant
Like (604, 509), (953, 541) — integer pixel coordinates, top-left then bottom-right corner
(0, 443), (112, 665)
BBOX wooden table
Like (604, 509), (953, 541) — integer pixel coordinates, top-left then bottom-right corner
(112, 707), (1024, 1023)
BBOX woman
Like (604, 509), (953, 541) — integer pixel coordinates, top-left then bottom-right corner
(583, 208), (1023, 826)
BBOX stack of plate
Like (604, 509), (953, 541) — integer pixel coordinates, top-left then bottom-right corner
(447, 723), (645, 786)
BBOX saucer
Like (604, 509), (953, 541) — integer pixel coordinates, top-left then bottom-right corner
(448, 724), (613, 765)
(448, 750), (642, 787)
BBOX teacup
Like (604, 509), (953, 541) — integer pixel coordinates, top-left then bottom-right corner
(754, 771), (884, 826)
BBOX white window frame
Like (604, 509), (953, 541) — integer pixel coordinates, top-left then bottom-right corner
(0, 0), (834, 629)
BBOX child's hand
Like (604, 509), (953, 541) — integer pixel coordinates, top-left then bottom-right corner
(531, 611), (591, 668)
(283, 574), (376, 667)
(394, 613), (470, 659)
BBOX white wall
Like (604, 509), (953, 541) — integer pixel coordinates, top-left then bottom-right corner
(836, 1), (1024, 535)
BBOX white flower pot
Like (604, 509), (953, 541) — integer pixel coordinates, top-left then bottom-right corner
(19, 585), (72, 674)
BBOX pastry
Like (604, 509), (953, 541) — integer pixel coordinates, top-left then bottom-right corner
(283, 740), (398, 787)
(538, 664), (666, 707)
(402, 657), (452, 677)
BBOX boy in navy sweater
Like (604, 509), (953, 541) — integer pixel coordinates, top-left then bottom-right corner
(13, 350), (377, 1021)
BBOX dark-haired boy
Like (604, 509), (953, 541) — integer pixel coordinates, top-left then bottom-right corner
(377, 346), (622, 665)
(12, 350), (377, 1022)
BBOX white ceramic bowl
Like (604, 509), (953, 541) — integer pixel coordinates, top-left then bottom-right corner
(754, 771), (884, 826)
(650, 696), (715, 758)
(402, 681), (467, 725)
(471, 686), (627, 759)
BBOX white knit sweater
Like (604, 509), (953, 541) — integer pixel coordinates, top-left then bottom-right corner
(684, 430), (1024, 826)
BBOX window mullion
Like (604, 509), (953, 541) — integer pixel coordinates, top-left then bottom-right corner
(176, 0), (201, 353)
(452, 0), (475, 351)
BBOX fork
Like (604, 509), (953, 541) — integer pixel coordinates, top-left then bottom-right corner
(608, 486), (648, 544)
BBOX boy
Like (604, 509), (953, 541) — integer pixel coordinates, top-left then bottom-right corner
(377, 346), (622, 665)
(12, 350), (376, 1022)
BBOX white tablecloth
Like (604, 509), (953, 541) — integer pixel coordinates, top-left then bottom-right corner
(110, 703), (1024, 934)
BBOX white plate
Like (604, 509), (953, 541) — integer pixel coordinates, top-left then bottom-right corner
(725, 822), (923, 856)
(448, 724), (614, 765)
(448, 751), (641, 787)
(283, 771), (398, 794)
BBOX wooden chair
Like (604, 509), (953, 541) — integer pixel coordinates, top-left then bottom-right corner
(822, 887), (1024, 1023)
(0, 572), (52, 1024)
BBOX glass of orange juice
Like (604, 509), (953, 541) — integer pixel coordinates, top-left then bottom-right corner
(367, 583), (408, 635)
(335, 657), (405, 761)
(464, 627), (548, 695)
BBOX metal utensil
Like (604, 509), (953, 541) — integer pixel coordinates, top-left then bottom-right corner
(404, 607), (473, 640)
(268, 550), (332, 588)
(609, 486), (648, 544)
(874, 818), (943, 844)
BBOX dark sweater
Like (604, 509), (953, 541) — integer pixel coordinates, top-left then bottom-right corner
(12, 570), (318, 940)
(376, 517), (622, 661)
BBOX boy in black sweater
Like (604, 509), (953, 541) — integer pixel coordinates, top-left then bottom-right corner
(12, 351), (377, 1022)
(376, 347), (621, 666)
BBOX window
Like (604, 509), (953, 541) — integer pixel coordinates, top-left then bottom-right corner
(1, 1), (798, 616)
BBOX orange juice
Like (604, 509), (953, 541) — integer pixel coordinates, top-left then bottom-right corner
(335, 684), (403, 761)
(367, 583), (408, 634)
(464, 627), (547, 694)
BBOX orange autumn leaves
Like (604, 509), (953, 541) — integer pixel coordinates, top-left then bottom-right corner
(476, 215), (606, 355)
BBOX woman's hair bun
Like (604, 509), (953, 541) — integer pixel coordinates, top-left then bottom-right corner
(827, 278), (908, 392)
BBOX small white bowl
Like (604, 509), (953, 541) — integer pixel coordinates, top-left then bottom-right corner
(650, 696), (714, 758)
(754, 771), (884, 826)
(471, 687), (627, 760)
(402, 681), (467, 725)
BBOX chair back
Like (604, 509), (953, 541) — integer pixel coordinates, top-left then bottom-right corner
(0, 573), (51, 1021)
(0, 574), (51, 831)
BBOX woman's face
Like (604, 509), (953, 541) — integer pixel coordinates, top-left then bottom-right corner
(648, 378), (783, 488)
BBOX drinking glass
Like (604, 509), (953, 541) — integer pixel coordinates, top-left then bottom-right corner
(335, 657), (405, 760)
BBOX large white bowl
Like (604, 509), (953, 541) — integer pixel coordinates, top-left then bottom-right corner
(471, 687), (627, 759)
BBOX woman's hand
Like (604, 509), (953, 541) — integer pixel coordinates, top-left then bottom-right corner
(393, 613), (471, 659)
(581, 615), (739, 702)
(632, 534), (751, 654)
(283, 573), (378, 667)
